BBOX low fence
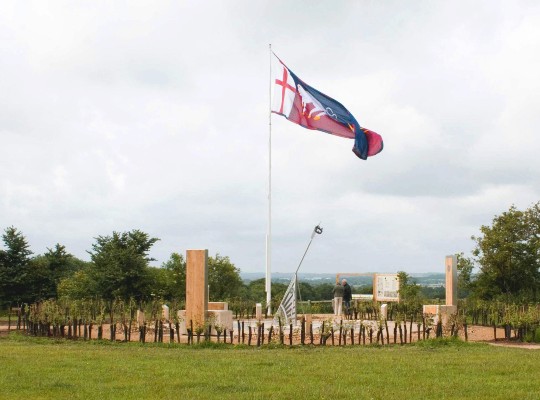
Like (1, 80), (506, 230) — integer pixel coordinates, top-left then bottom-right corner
(20, 315), (444, 346)
(4, 298), (540, 345)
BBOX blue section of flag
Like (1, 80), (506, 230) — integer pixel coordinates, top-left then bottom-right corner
(287, 69), (370, 160)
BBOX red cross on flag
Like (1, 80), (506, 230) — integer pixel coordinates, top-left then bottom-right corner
(270, 53), (383, 160)
(272, 58), (297, 117)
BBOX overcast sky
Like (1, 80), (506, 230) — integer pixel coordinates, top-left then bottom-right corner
(2, 1), (539, 275)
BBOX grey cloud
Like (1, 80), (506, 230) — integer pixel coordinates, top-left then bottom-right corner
(1, 1), (540, 275)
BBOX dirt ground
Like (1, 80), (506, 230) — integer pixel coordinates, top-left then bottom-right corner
(1, 317), (539, 349)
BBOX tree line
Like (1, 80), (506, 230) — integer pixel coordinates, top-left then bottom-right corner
(0, 227), (336, 309)
(1, 201), (539, 308)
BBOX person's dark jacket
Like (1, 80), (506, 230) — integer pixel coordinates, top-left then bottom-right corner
(343, 283), (352, 301)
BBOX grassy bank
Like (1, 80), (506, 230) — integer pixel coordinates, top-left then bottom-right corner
(0, 334), (538, 399)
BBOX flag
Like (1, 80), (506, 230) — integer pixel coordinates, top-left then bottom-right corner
(271, 54), (383, 160)
(275, 276), (297, 325)
(275, 225), (322, 325)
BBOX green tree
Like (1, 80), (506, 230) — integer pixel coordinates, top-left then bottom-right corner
(146, 253), (187, 300)
(297, 281), (315, 301)
(357, 285), (374, 295)
(26, 256), (55, 301)
(246, 278), (267, 302)
(30, 244), (88, 299)
(471, 203), (540, 301)
(87, 230), (159, 301)
(146, 266), (170, 299)
(397, 271), (421, 301)
(208, 254), (243, 301)
(45, 244), (84, 282)
(419, 286), (445, 300)
(456, 252), (474, 298)
(397, 271), (424, 316)
(162, 252), (186, 300)
(57, 270), (96, 300)
(245, 278), (287, 311)
(312, 282), (334, 300)
(0, 227), (33, 304)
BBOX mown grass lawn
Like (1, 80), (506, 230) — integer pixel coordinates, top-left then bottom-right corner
(0, 333), (538, 400)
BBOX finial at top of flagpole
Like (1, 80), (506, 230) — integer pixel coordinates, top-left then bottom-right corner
(311, 223), (323, 239)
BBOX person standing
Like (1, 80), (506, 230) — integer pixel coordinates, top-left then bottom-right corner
(332, 282), (344, 316)
(342, 279), (352, 316)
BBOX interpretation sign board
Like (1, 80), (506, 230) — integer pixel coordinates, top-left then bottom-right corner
(373, 273), (399, 302)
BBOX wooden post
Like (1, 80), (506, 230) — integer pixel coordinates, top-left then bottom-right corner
(237, 320), (241, 344)
(404, 323), (407, 344)
(301, 317), (305, 345)
(289, 323), (293, 346)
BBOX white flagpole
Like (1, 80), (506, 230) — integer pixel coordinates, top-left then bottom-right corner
(266, 43), (272, 315)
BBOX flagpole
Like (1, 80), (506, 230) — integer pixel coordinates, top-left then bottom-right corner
(266, 43), (272, 315)
(294, 225), (321, 275)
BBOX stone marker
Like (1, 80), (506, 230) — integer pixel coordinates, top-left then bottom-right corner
(422, 255), (459, 326)
(177, 310), (186, 334)
(208, 310), (234, 334)
(178, 306), (233, 336)
(162, 304), (170, 321)
(137, 310), (145, 328)
(255, 303), (262, 320)
(445, 255), (458, 307)
(208, 302), (228, 311)
(380, 303), (388, 320)
(305, 314), (312, 335)
(422, 304), (457, 326)
(186, 249), (208, 330)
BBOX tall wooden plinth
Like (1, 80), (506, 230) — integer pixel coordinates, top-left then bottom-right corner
(445, 255), (457, 307)
(423, 255), (458, 327)
(186, 249), (208, 330)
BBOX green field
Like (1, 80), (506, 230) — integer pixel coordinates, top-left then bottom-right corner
(0, 334), (538, 400)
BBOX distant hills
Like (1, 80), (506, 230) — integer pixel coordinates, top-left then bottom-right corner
(240, 272), (446, 287)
